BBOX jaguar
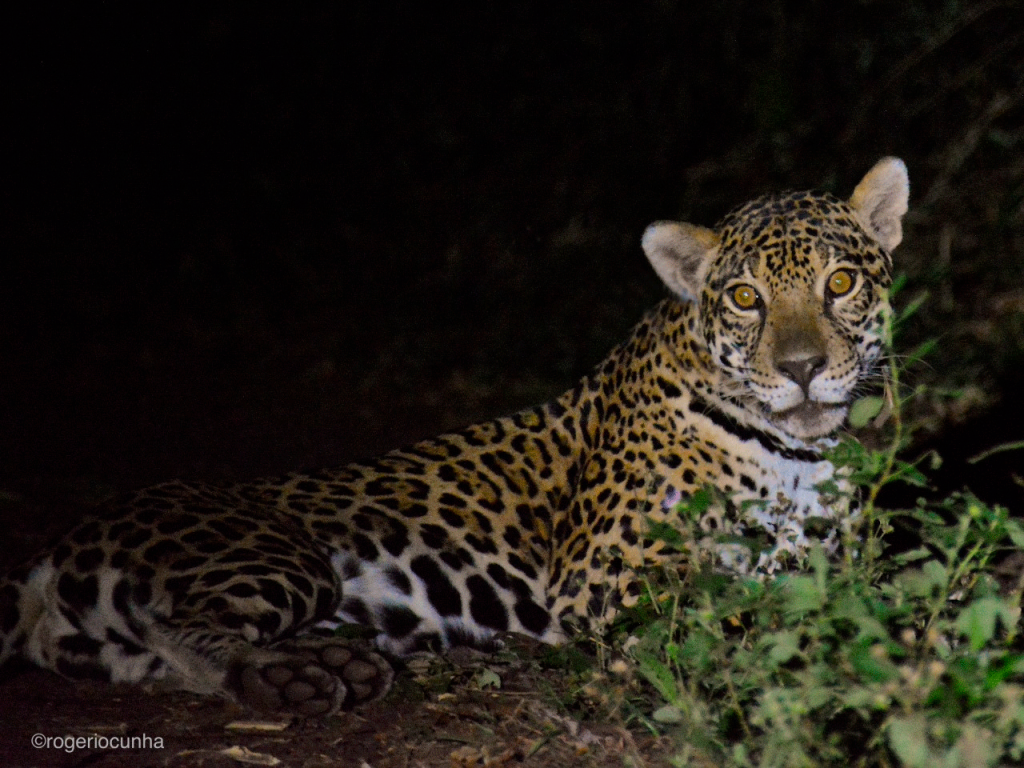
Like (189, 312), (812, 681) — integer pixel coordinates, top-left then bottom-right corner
(0, 157), (909, 716)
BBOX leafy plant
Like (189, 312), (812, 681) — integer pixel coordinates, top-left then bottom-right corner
(611, 287), (1024, 767)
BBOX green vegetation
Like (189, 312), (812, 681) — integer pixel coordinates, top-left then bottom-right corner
(610, 292), (1024, 767)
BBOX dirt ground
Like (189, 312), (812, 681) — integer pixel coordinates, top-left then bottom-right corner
(0, 635), (673, 768)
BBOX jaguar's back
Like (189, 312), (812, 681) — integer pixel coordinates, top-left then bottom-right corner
(0, 158), (909, 716)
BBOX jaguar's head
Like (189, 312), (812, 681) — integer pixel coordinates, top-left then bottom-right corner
(643, 157), (910, 441)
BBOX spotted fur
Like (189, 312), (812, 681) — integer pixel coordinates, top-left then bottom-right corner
(0, 158), (910, 716)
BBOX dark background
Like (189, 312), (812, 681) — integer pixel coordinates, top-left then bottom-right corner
(2, 3), (1022, 510)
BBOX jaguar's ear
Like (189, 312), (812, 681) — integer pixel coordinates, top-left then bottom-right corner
(849, 157), (909, 252)
(642, 221), (719, 302)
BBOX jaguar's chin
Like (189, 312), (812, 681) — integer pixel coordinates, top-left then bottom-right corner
(772, 400), (848, 441)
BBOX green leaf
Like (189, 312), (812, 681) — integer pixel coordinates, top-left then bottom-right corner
(849, 396), (885, 428)
(783, 575), (824, 615)
(955, 597), (1014, 652)
(889, 460), (929, 487)
(687, 488), (715, 515)
(635, 653), (680, 702)
(923, 559), (948, 584)
(832, 592), (868, 619)
(951, 723), (996, 767)
(765, 631), (801, 667)
(652, 705), (684, 723)
(983, 653), (1024, 690)
(850, 641), (900, 683)
(475, 667), (502, 690)
(680, 629), (715, 673)
(887, 715), (929, 768)
(897, 560), (947, 598)
(808, 545), (829, 585)
(903, 337), (938, 367)
(1003, 519), (1024, 550)
(852, 616), (891, 643)
(646, 520), (683, 546)
(889, 273), (909, 298)
(895, 289), (931, 324)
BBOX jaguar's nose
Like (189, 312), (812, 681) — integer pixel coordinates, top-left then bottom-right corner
(776, 354), (827, 394)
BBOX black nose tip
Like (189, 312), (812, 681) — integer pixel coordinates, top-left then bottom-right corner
(776, 355), (827, 392)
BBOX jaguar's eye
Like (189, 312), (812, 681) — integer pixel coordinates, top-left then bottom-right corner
(827, 269), (855, 297)
(731, 284), (761, 310)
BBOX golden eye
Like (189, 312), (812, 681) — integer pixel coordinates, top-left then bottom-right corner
(731, 284), (760, 310)
(828, 269), (854, 296)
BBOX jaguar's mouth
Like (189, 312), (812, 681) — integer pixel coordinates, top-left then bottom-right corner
(771, 400), (848, 441)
